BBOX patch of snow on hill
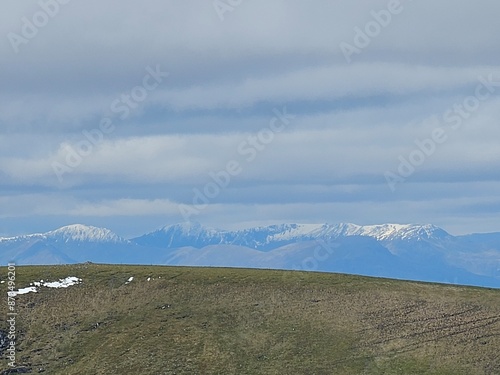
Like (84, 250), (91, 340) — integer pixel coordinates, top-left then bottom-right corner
(33, 276), (82, 288)
(8, 276), (82, 296)
(8, 286), (38, 296)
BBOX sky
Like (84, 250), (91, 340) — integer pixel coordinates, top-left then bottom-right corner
(1, 0), (500, 238)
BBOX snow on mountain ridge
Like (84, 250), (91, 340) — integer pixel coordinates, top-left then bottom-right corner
(1, 225), (125, 244)
(252, 223), (448, 243)
(0, 232), (45, 243)
(343, 223), (445, 240)
(361, 223), (448, 241)
(45, 224), (125, 243)
(265, 223), (327, 242)
(159, 222), (220, 238)
(151, 222), (449, 244)
(1, 222), (450, 247)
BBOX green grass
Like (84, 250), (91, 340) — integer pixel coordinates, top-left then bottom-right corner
(1, 264), (499, 374)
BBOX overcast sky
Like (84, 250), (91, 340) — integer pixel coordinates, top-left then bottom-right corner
(1, 0), (500, 237)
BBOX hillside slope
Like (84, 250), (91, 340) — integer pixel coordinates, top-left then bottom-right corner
(1, 264), (499, 374)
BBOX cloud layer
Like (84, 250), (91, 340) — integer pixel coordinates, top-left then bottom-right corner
(1, 0), (500, 237)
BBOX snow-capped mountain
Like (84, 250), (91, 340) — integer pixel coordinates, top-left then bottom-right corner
(132, 222), (451, 250)
(45, 224), (126, 243)
(1, 222), (499, 289)
(0, 224), (136, 265)
(328, 223), (450, 241)
(0, 224), (126, 244)
(133, 222), (223, 248)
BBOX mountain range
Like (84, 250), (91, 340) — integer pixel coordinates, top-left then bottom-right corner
(1, 222), (500, 288)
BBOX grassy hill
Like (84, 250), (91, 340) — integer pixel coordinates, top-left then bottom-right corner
(1, 264), (499, 374)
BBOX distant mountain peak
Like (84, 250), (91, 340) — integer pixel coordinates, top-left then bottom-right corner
(131, 221), (450, 250)
(241, 222), (449, 243)
(45, 224), (125, 243)
(344, 223), (449, 241)
(160, 221), (209, 233)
